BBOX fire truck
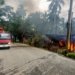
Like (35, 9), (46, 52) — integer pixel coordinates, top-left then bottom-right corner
(0, 27), (11, 49)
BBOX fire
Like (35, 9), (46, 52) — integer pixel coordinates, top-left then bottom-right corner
(68, 42), (75, 52)
(59, 40), (75, 52)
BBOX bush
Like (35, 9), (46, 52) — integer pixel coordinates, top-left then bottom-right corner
(66, 53), (75, 59)
(30, 34), (44, 47)
(27, 34), (52, 49)
(60, 49), (69, 56)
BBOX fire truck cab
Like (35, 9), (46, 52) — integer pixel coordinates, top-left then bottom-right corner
(0, 27), (11, 49)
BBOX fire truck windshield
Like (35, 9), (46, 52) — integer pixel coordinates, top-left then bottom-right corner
(0, 33), (10, 39)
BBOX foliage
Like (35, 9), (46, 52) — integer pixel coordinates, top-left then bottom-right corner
(0, 0), (71, 44)
(0, 5), (14, 28)
(47, 0), (65, 34)
(30, 34), (42, 47)
(28, 12), (51, 34)
(58, 49), (68, 56)
(27, 33), (53, 50)
(0, 5), (34, 42)
(0, 0), (4, 5)
(66, 53), (75, 59)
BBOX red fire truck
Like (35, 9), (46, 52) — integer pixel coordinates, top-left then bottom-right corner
(0, 27), (11, 49)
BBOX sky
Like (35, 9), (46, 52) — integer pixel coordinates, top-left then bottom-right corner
(5, 0), (75, 17)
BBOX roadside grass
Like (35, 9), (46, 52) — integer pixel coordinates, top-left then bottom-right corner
(20, 33), (75, 60)
(66, 53), (75, 59)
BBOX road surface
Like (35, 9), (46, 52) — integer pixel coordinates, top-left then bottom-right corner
(0, 44), (75, 75)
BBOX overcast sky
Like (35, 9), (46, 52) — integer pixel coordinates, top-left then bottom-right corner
(5, 0), (75, 17)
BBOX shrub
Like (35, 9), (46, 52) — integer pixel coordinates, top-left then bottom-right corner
(30, 34), (44, 47)
(66, 53), (75, 59)
(60, 49), (69, 56)
(27, 34), (52, 49)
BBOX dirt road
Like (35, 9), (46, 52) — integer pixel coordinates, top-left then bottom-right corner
(0, 44), (75, 75)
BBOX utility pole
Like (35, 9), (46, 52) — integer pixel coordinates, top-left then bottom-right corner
(67, 0), (73, 50)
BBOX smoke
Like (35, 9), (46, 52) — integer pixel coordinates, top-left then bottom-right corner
(5, 0), (49, 14)
(60, 0), (75, 18)
(5, 0), (19, 11)
(24, 0), (40, 14)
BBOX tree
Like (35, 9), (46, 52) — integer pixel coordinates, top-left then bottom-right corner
(28, 12), (50, 34)
(28, 12), (43, 32)
(0, 0), (5, 26)
(47, 0), (64, 34)
(0, 0), (4, 5)
(0, 5), (15, 30)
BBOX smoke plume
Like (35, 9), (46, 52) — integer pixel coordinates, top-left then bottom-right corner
(24, 0), (40, 14)
(5, 0), (48, 14)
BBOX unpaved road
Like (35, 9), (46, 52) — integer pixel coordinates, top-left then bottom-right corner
(0, 44), (75, 75)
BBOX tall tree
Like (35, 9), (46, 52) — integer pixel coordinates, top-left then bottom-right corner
(0, 5), (14, 29)
(28, 12), (50, 34)
(28, 12), (43, 32)
(48, 0), (64, 34)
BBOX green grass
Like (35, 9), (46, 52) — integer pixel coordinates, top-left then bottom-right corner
(66, 53), (75, 59)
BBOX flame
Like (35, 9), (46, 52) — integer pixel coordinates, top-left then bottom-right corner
(68, 42), (75, 52)
(67, 42), (71, 50)
(70, 43), (73, 51)
(59, 40), (75, 52)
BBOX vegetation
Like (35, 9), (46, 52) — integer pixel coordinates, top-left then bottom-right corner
(66, 53), (75, 59)
(0, 0), (4, 5)
(0, 0), (66, 42)
(0, 0), (75, 59)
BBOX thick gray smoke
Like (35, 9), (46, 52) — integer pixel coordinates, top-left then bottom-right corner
(5, 0), (43, 14)
(24, 0), (40, 14)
